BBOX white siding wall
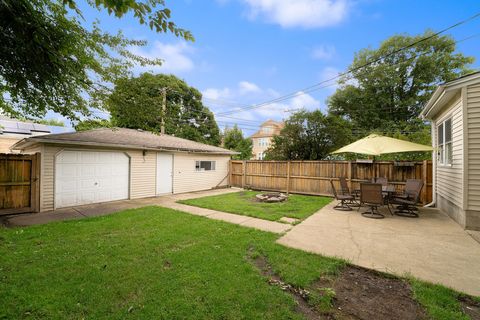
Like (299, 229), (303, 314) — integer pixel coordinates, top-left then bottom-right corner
(434, 94), (464, 209)
(129, 150), (156, 199)
(466, 83), (480, 211)
(25, 144), (157, 211)
(173, 153), (230, 194)
(22, 144), (230, 211)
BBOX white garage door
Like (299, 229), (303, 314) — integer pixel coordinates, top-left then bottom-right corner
(55, 150), (129, 208)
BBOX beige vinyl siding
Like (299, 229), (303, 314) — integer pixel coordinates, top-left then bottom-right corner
(173, 153), (230, 194)
(434, 94), (464, 209)
(129, 150), (156, 199)
(466, 83), (480, 210)
(25, 144), (156, 211)
(0, 137), (21, 153)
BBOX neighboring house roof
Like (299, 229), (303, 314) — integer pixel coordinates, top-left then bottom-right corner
(421, 71), (480, 119)
(250, 119), (284, 138)
(0, 118), (74, 136)
(12, 127), (238, 155)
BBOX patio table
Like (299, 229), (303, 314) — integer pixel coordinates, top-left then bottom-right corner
(355, 184), (396, 215)
(382, 185), (396, 215)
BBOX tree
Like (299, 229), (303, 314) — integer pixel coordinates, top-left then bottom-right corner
(328, 31), (474, 135)
(74, 119), (112, 131)
(223, 125), (253, 160)
(108, 73), (221, 146)
(265, 110), (353, 160)
(0, 0), (192, 120)
(36, 119), (65, 127)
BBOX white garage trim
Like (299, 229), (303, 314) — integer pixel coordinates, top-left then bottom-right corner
(54, 149), (130, 209)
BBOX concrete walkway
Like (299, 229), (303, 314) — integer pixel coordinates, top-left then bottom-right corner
(277, 201), (480, 296)
(2, 188), (291, 234)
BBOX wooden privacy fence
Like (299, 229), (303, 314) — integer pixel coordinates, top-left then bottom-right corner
(0, 153), (40, 215)
(230, 160), (433, 205)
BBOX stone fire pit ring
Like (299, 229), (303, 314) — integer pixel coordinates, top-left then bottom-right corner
(255, 192), (288, 203)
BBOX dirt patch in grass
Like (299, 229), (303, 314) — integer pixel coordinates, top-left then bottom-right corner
(247, 247), (428, 320)
(329, 266), (427, 320)
(459, 295), (480, 320)
(247, 247), (321, 320)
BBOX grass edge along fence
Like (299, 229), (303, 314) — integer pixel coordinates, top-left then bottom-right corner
(229, 160), (432, 205)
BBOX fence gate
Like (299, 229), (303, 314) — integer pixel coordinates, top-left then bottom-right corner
(0, 153), (40, 215)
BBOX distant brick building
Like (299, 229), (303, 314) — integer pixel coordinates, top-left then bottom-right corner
(250, 120), (284, 160)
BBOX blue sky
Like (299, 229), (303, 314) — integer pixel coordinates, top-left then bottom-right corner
(70, 0), (480, 135)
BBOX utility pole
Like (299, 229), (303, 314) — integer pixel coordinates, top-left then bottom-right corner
(161, 87), (167, 134)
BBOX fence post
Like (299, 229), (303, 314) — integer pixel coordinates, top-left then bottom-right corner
(242, 160), (246, 189)
(422, 160), (428, 204)
(347, 161), (353, 190)
(286, 161), (291, 194)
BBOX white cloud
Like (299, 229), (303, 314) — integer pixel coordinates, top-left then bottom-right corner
(202, 88), (232, 100)
(239, 81), (261, 94)
(290, 92), (321, 109)
(202, 81), (322, 132)
(311, 45), (336, 60)
(241, 0), (350, 28)
(131, 41), (195, 73)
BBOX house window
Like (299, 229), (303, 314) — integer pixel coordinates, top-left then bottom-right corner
(258, 138), (269, 147)
(263, 127), (272, 134)
(257, 152), (265, 160)
(437, 118), (452, 165)
(195, 160), (216, 171)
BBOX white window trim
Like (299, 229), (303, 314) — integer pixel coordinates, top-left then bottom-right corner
(437, 117), (452, 167)
(195, 160), (216, 172)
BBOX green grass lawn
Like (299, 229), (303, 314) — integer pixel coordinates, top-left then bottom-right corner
(0, 206), (475, 319)
(178, 191), (331, 221)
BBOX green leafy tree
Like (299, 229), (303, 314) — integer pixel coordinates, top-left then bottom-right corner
(265, 110), (353, 160)
(0, 0), (192, 120)
(328, 31), (474, 137)
(108, 73), (221, 146)
(223, 125), (253, 160)
(74, 119), (112, 131)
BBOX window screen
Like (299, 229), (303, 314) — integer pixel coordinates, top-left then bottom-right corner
(438, 122), (444, 145)
(445, 118), (452, 143)
(195, 161), (216, 171)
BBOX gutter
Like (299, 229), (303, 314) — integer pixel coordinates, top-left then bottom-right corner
(424, 124), (436, 208)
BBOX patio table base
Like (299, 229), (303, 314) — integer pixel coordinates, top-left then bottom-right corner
(361, 211), (385, 219)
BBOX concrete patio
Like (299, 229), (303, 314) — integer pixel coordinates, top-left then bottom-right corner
(277, 201), (480, 296)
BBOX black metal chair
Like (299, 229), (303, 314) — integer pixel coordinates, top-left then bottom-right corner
(392, 179), (423, 218)
(358, 183), (385, 219)
(339, 177), (360, 207)
(330, 179), (356, 211)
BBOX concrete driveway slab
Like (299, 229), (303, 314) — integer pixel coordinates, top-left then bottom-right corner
(277, 201), (480, 296)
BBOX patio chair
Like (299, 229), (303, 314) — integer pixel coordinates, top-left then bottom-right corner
(330, 179), (355, 211)
(339, 177), (360, 207)
(358, 183), (385, 219)
(392, 179), (423, 218)
(372, 177), (388, 186)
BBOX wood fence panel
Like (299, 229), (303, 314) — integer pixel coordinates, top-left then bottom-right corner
(0, 153), (40, 215)
(229, 160), (433, 204)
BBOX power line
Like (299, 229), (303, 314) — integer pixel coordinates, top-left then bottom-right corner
(215, 12), (480, 117)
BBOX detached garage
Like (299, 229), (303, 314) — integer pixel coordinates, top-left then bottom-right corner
(12, 128), (236, 212)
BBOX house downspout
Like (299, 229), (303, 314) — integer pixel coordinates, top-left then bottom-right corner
(424, 122), (436, 207)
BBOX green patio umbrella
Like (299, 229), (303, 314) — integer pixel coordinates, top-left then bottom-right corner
(331, 134), (433, 156)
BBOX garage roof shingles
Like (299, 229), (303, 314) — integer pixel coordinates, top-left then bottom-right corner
(14, 128), (237, 155)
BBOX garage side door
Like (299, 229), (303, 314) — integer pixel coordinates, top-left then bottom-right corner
(55, 150), (129, 208)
